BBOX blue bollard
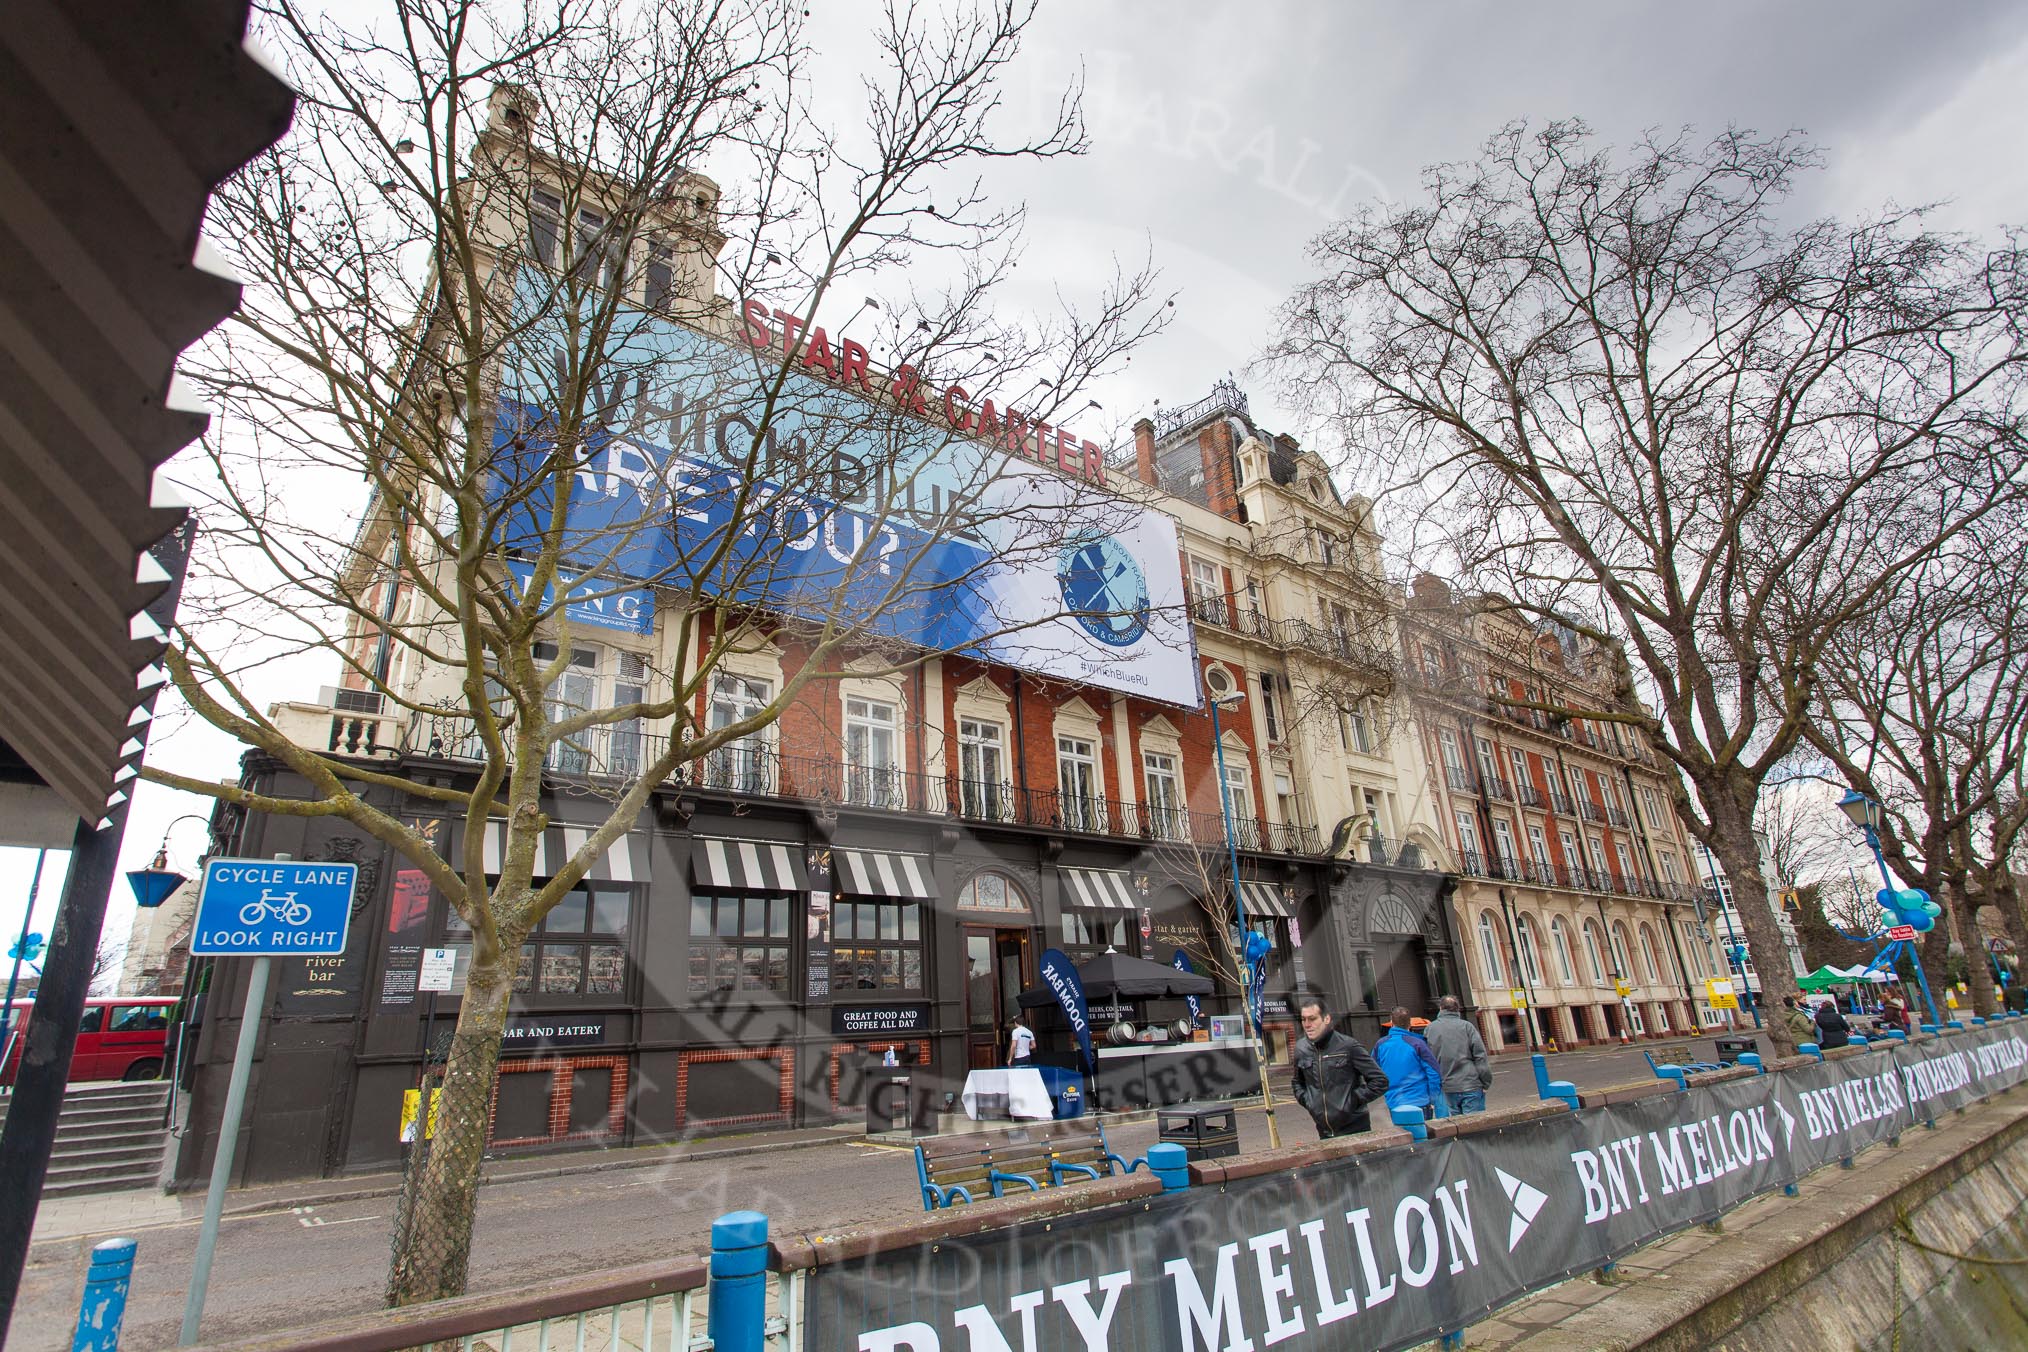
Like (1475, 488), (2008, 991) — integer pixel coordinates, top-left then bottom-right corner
(1146, 1142), (1191, 1191)
(1739, 1052), (1764, 1075)
(1970, 1017), (1987, 1026)
(1947, 1020), (1964, 1030)
(1656, 1064), (1688, 1091)
(1391, 1104), (1429, 1141)
(1921, 1023), (1938, 1034)
(1799, 1042), (1822, 1061)
(71, 1238), (136, 1352)
(1850, 1036), (1868, 1049)
(1532, 1053), (1579, 1111)
(1886, 1031), (1908, 1043)
(707, 1211), (770, 1352)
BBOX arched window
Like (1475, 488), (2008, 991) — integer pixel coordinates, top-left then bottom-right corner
(1581, 920), (1609, 985)
(1549, 916), (1577, 985)
(1611, 922), (1636, 980)
(1514, 914), (1545, 987)
(956, 871), (1030, 914)
(1477, 911), (1505, 985)
(1638, 924), (1663, 983)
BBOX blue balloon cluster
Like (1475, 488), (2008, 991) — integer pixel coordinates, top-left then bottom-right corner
(1877, 887), (1943, 933)
(1242, 930), (1274, 966)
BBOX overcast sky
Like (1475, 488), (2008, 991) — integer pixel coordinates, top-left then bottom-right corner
(7, 0), (2025, 972)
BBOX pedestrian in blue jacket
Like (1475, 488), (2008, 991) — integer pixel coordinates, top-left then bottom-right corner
(1374, 1007), (1448, 1119)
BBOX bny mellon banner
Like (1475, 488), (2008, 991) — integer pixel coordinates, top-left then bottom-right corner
(810, 1022), (2028, 1352)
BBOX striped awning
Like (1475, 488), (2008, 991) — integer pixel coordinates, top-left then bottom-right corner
(833, 847), (933, 899)
(1062, 867), (1135, 911)
(453, 819), (649, 884)
(1238, 881), (1292, 920)
(693, 837), (806, 892)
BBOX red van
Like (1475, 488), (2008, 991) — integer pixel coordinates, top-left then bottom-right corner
(0, 996), (175, 1084)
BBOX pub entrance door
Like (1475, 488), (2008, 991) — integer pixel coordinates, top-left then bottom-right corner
(964, 926), (1032, 1070)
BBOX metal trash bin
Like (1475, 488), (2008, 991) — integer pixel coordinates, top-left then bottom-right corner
(1712, 1035), (1759, 1066)
(1157, 1101), (1238, 1161)
(866, 1071), (914, 1133)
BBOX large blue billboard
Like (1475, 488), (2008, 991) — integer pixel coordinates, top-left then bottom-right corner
(488, 283), (1199, 706)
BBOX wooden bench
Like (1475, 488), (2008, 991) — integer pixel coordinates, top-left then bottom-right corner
(914, 1119), (1145, 1211)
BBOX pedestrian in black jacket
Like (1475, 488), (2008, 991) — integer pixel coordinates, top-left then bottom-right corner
(1291, 994), (1390, 1138)
(1814, 998), (1851, 1050)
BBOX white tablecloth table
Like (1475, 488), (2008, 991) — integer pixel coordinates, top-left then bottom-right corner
(960, 1068), (1054, 1120)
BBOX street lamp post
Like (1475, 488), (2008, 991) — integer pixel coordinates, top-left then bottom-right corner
(1836, 791), (1944, 1027)
(1207, 677), (1281, 1149)
(1696, 842), (1761, 1029)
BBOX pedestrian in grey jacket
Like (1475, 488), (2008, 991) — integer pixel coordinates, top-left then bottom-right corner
(1423, 997), (1492, 1114)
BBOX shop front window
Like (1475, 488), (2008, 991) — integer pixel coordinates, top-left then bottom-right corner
(833, 899), (924, 992)
(1063, 910), (1129, 961)
(688, 893), (791, 996)
(502, 883), (632, 997)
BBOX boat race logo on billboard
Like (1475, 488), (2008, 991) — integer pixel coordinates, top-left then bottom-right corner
(490, 286), (1199, 707)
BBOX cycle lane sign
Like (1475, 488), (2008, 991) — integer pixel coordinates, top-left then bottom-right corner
(191, 857), (358, 956)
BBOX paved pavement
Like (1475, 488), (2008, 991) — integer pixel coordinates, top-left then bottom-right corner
(10, 1033), (1764, 1350)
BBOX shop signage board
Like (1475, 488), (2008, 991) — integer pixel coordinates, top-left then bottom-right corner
(811, 1022), (2028, 1352)
(500, 1015), (611, 1051)
(191, 858), (357, 956)
(833, 1004), (931, 1037)
(491, 278), (1200, 707)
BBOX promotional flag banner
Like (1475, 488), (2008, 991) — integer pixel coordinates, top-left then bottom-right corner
(1040, 947), (1094, 1072)
(1172, 949), (1202, 1025)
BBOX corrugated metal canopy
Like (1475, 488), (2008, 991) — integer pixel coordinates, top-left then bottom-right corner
(0, 0), (294, 823)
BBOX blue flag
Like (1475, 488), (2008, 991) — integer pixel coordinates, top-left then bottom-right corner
(1039, 947), (1094, 1072)
(1171, 950), (1202, 1026)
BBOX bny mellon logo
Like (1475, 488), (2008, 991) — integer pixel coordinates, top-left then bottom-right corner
(1774, 1096), (1797, 1149)
(1496, 1168), (1549, 1252)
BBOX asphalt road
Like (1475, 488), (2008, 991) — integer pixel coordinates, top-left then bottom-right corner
(11, 1033), (1766, 1350)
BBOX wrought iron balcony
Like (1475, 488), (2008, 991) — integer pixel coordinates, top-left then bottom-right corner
(1517, 783), (1546, 809)
(1444, 765), (1479, 794)
(1484, 775), (1515, 802)
(408, 715), (1323, 856)
(1576, 799), (1607, 824)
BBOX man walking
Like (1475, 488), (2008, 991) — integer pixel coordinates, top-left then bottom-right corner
(1374, 1007), (1448, 1121)
(1291, 995), (1390, 1139)
(1424, 997), (1492, 1114)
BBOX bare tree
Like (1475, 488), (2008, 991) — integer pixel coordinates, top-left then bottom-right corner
(1805, 522), (2028, 1016)
(1267, 120), (2028, 1052)
(1751, 781), (1848, 894)
(150, 0), (1168, 1305)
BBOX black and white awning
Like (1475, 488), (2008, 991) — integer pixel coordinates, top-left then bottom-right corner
(833, 847), (933, 899)
(1062, 867), (1136, 911)
(1238, 881), (1292, 920)
(693, 837), (807, 892)
(452, 819), (649, 884)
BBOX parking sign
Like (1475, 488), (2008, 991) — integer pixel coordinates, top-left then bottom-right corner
(191, 858), (358, 956)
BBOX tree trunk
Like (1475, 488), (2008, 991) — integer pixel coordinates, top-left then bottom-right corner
(386, 950), (513, 1307)
(1943, 878), (2000, 1019)
(1702, 791), (1803, 1056)
(1983, 868), (2028, 1011)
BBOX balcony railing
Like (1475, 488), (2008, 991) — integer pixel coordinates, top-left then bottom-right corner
(409, 719), (1323, 856)
(1517, 783), (1546, 809)
(1484, 775), (1515, 802)
(1548, 790), (1574, 814)
(1444, 765), (1479, 794)
(1606, 804), (1631, 828)
(1190, 594), (1230, 628)
(1576, 799), (1607, 824)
